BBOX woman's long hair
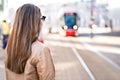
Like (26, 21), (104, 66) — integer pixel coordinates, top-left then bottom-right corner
(6, 4), (42, 74)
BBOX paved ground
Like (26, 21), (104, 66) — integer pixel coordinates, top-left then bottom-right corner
(0, 30), (120, 80)
(0, 39), (6, 80)
(46, 41), (91, 80)
(44, 32), (120, 80)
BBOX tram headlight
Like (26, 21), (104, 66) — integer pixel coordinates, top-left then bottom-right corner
(73, 25), (78, 30)
(63, 25), (68, 30)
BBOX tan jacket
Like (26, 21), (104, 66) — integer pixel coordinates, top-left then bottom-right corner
(5, 41), (55, 80)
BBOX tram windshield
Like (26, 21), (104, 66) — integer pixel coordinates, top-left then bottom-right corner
(64, 12), (76, 29)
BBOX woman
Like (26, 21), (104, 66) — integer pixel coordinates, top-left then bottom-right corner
(5, 4), (55, 80)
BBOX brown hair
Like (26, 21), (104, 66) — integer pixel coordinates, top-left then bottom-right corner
(7, 4), (42, 74)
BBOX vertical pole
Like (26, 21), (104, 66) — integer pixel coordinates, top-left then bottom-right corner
(91, 0), (93, 19)
(90, 0), (94, 38)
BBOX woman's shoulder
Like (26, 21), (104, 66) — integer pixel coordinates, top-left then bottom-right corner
(31, 40), (49, 57)
(29, 40), (50, 65)
(32, 40), (45, 49)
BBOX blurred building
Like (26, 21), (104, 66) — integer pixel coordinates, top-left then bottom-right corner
(0, 0), (8, 21)
(1, 0), (120, 32)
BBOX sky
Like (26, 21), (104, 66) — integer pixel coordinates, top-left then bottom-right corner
(96, 0), (120, 9)
(2, 0), (120, 21)
(8, 0), (80, 8)
(8, 0), (120, 9)
(108, 0), (120, 9)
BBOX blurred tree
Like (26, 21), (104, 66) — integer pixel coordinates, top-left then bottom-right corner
(0, 0), (4, 11)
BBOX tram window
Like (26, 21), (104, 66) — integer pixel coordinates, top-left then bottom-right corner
(64, 12), (77, 29)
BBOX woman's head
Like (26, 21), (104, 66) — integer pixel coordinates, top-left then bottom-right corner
(14, 3), (42, 42)
(7, 4), (42, 74)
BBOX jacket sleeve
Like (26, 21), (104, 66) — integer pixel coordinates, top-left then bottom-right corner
(36, 47), (55, 80)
